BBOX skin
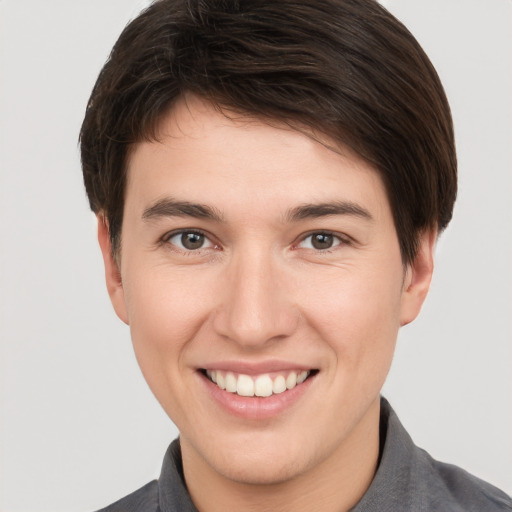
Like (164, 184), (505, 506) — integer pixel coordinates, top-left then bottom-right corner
(98, 96), (435, 512)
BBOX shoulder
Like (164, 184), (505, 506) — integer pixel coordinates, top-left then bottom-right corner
(94, 480), (159, 512)
(352, 398), (512, 512)
(419, 450), (512, 512)
(93, 438), (197, 512)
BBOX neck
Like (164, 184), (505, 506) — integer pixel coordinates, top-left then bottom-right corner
(181, 398), (381, 512)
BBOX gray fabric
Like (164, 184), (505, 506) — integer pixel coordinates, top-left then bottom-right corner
(350, 398), (512, 512)
(97, 398), (512, 511)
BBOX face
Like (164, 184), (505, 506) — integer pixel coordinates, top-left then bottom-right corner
(99, 96), (434, 487)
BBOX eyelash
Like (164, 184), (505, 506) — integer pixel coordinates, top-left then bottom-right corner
(161, 229), (350, 254)
(161, 229), (219, 254)
(295, 231), (350, 252)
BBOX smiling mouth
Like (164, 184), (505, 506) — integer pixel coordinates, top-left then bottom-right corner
(201, 369), (318, 398)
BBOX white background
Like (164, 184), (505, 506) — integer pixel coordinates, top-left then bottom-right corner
(0, 1), (511, 510)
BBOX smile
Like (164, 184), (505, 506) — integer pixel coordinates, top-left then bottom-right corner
(203, 369), (314, 397)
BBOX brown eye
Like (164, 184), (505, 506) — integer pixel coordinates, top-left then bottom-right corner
(311, 233), (334, 250)
(166, 230), (215, 251)
(181, 232), (205, 250)
(297, 232), (344, 251)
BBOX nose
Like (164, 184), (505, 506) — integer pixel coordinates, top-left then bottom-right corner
(212, 248), (299, 348)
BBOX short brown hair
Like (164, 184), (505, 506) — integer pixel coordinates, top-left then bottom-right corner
(80, 0), (457, 263)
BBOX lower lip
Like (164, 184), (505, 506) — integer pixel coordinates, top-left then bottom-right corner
(199, 371), (316, 420)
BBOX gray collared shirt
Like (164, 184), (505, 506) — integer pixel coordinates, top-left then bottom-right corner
(98, 398), (512, 511)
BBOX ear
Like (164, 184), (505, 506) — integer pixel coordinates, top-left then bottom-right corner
(400, 229), (437, 326)
(97, 215), (129, 325)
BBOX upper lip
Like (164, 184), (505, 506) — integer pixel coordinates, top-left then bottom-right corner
(200, 360), (316, 375)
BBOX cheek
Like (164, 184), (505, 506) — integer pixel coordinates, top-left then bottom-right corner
(125, 262), (209, 334)
(299, 265), (402, 378)
(121, 268), (209, 388)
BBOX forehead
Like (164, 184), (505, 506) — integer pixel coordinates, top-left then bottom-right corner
(125, 96), (391, 222)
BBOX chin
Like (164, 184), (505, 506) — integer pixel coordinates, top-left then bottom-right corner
(216, 453), (310, 486)
(198, 430), (317, 486)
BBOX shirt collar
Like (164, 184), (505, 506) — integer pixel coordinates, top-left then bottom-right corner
(350, 396), (425, 511)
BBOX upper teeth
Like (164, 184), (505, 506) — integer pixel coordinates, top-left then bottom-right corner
(206, 370), (310, 397)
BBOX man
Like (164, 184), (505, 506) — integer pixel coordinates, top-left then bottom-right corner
(79, 0), (512, 510)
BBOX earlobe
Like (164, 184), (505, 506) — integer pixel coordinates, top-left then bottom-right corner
(400, 229), (437, 326)
(97, 215), (129, 325)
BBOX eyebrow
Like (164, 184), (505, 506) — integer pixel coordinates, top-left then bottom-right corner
(142, 197), (373, 224)
(142, 198), (224, 223)
(286, 201), (373, 222)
